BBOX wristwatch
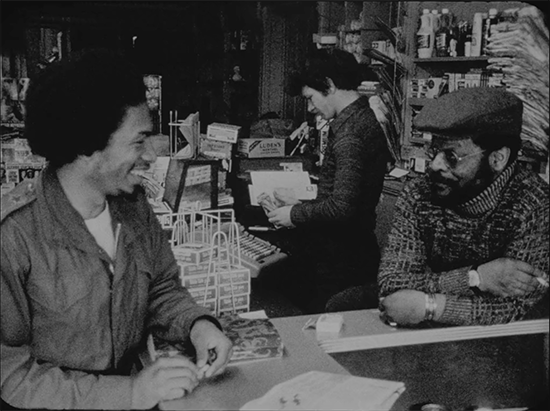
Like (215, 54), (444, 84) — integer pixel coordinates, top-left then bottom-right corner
(468, 267), (481, 289)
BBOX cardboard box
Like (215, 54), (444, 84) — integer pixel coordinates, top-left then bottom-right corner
(237, 138), (285, 158)
(189, 286), (218, 301)
(218, 293), (249, 310)
(206, 123), (241, 144)
(172, 243), (218, 264)
(218, 267), (251, 284)
(197, 298), (217, 312)
(219, 305), (249, 315)
(200, 136), (233, 159)
(218, 281), (250, 297)
(180, 272), (217, 289)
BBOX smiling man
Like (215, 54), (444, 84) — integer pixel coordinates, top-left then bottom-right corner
(378, 87), (549, 326)
(0, 49), (232, 410)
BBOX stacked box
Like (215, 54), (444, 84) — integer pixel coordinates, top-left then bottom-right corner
(206, 123), (241, 144)
(177, 255), (251, 315)
(172, 243), (218, 264)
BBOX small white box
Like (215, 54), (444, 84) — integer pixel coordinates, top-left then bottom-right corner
(316, 313), (344, 334)
(206, 123), (241, 144)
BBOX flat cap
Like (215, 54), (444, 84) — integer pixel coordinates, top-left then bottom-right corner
(413, 87), (523, 139)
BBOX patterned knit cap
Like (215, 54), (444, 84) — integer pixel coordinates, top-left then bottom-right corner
(413, 87), (523, 140)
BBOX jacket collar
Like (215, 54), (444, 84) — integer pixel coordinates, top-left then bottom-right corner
(454, 161), (518, 217)
(37, 166), (147, 250)
(329, 95), (370, 135)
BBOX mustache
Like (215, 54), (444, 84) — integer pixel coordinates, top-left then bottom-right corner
(428, 170), (455, 185)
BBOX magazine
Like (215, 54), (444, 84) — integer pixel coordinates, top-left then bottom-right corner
(146, 315), (284, 365)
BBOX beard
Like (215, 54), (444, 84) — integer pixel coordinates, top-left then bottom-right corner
(429, 158), (495, 207)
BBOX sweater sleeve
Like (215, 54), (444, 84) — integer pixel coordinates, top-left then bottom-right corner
(378, 180), (438, 295)
(438, 194), (549, 325)
(378, 179), (550, 326)
(290, 115), (387, 225)
(1, 220), (133, 410)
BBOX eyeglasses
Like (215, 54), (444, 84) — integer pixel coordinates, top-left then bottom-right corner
(426, 147), (485, 169)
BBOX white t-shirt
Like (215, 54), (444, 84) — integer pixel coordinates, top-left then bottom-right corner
(84, 202), (116, 260)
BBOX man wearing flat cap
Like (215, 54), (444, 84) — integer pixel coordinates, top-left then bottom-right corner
(376, 87), (549, 326)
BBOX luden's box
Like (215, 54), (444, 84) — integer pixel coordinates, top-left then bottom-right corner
(237, 138), (285, 158)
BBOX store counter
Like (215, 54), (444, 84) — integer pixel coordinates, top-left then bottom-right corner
(161, 310), (549, 410)
(159, 314), (349, 410)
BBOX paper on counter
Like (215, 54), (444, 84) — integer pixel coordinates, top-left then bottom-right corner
(240, 370), (405, 411)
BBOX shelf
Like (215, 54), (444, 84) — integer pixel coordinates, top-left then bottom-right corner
(414, 56), (490, 63)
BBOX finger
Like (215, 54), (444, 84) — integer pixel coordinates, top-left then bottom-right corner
(165, 376), (199, 393)
(530, 266), (547, 277)
(157, 366), (199, 385)
(515, 261), (544, 278)
(515, 273), (541, 292)
(204, 350), (229, 378)
(164, 387), (186, 401)
(156, 356), (199, 373)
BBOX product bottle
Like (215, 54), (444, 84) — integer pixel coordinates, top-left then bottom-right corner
(417, 9), (434, 58)
(482, 8), (499, 55)
(471, 12), (485, 57)
(430, 10), (440, 33)
(435, 8), (451, 57)
(464, 23), (473, 57)
(448, 12), (459, 57)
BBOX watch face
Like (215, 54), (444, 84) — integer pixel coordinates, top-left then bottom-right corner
(468, 270), (480, 287)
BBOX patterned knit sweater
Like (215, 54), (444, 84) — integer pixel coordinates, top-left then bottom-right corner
(378, 162), (549, 325)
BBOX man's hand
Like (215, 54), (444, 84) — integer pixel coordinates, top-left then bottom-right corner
(273, 189), (301, 207)
(131, 356), (200, 409)
(190, 319), (233, 379)
(477, 258), (547, 297)
(380, 290), (427, 326)
(267, 206), (294, 228)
